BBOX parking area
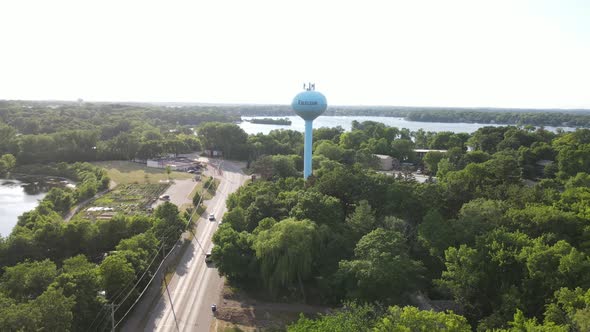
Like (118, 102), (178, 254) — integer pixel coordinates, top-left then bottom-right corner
(152, 179), (199, 209)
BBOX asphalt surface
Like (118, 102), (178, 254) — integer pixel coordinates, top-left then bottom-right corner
(152, 178), (198, 210)
(123, 160), (247, 332)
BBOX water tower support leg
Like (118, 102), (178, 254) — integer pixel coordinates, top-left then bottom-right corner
(304, 120), (313, 179)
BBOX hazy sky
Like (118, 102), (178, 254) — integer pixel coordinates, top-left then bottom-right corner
(1, 0), (589, 108)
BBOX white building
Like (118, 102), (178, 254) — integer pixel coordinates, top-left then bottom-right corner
(146, 158), (195, 171)
(374, 154), (394, 171)
(413, 149), (448, 159)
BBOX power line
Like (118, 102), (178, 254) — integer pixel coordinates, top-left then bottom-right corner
(113, 234), (179, 329)
(88, 165), (223, 331)
(112, 164), (221, 329)
(91, 161), (222, 331)
(188, 227), (206, 255)
(109, 206), (198, 306)
(162, 247), (180, 332)
(87, 227), (182, 331)
(111, 243), (165, 311)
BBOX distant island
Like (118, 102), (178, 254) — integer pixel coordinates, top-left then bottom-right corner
(233, 106), (590, 128)
(246, 117), (292, 125)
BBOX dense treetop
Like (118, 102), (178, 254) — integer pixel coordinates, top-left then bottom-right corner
(2, 100), (590, 330)
(211, 121), (590, 331)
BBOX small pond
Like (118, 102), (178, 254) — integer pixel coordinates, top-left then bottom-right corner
(0, 177), (72, 237)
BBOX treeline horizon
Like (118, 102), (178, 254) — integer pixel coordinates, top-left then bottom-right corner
(3, 99), (589, 112)
(3, 99), (590, 128)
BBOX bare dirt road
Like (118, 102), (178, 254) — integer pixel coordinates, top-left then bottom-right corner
(122, 159), (247, 332)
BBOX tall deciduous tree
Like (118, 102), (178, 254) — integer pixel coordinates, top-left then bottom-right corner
(253, 218), (317, 299)
(422, 151), (446, 174)
(339, 228), (424, 302)
(0, 154), (16, 176)
(212, 225), (257, 283)
(51, 255), (102, 331)
(288, 302), (379, 332)
(374, 306), (471, 332)
(290, 191), (344, 227)
(153, 202), (186, 247)
(99, 254), (135, 302)
(346, 200), (376, 242)
(197, 122), (249, 159)
(0, 259), (57, 302)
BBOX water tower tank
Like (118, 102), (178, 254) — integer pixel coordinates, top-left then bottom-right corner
(291, 90), (327, 120)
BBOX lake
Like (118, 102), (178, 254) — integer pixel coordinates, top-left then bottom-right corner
(0, 178), (67, 237)
(239, 115), (575, 135)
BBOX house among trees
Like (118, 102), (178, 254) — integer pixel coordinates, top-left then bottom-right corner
(374, 154), (394, 171)
(204, 149), (223, 157)
(413, 149), (448, 159)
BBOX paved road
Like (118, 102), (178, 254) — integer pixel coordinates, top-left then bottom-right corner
(123, 160), (247, 332)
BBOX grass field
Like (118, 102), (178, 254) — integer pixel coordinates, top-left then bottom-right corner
(92, 161), (194, 185)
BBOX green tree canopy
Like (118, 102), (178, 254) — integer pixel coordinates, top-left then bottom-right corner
(253, 218), (318, 299)
(339, 228), (424, 302)
(374, 306), (471, 332)
(0, 259), (57, 302)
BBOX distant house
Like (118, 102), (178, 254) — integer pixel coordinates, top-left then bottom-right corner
(411, 293), (464, 316)
(147, 158), (169, 169)
(413, 149), (448, 159)
(204, 149), (223, 157)
(146, 157), (197, 171)
(374, 154), (394, 171)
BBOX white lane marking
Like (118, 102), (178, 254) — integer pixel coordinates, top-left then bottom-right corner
(155, 175), (231, 332)
(151, 169), (246, 332)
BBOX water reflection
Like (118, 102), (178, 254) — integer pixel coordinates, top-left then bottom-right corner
(21, 179), (55, 195)
(0, 177), (70, 237)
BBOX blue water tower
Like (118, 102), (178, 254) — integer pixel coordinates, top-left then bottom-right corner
(292, 83), (327, 179)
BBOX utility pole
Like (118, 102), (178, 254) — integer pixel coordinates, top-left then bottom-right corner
(163, 276), (180, 332)
(109, 303), (116, 332)
(161, 246), (180, 332)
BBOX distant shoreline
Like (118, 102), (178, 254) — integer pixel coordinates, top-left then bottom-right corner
(241, 111), (590, 128)
(2, 100), (589, 128)
(2, 99), (589, 113)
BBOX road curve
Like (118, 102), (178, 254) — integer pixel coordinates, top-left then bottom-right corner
(123, 159), (247, 332)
